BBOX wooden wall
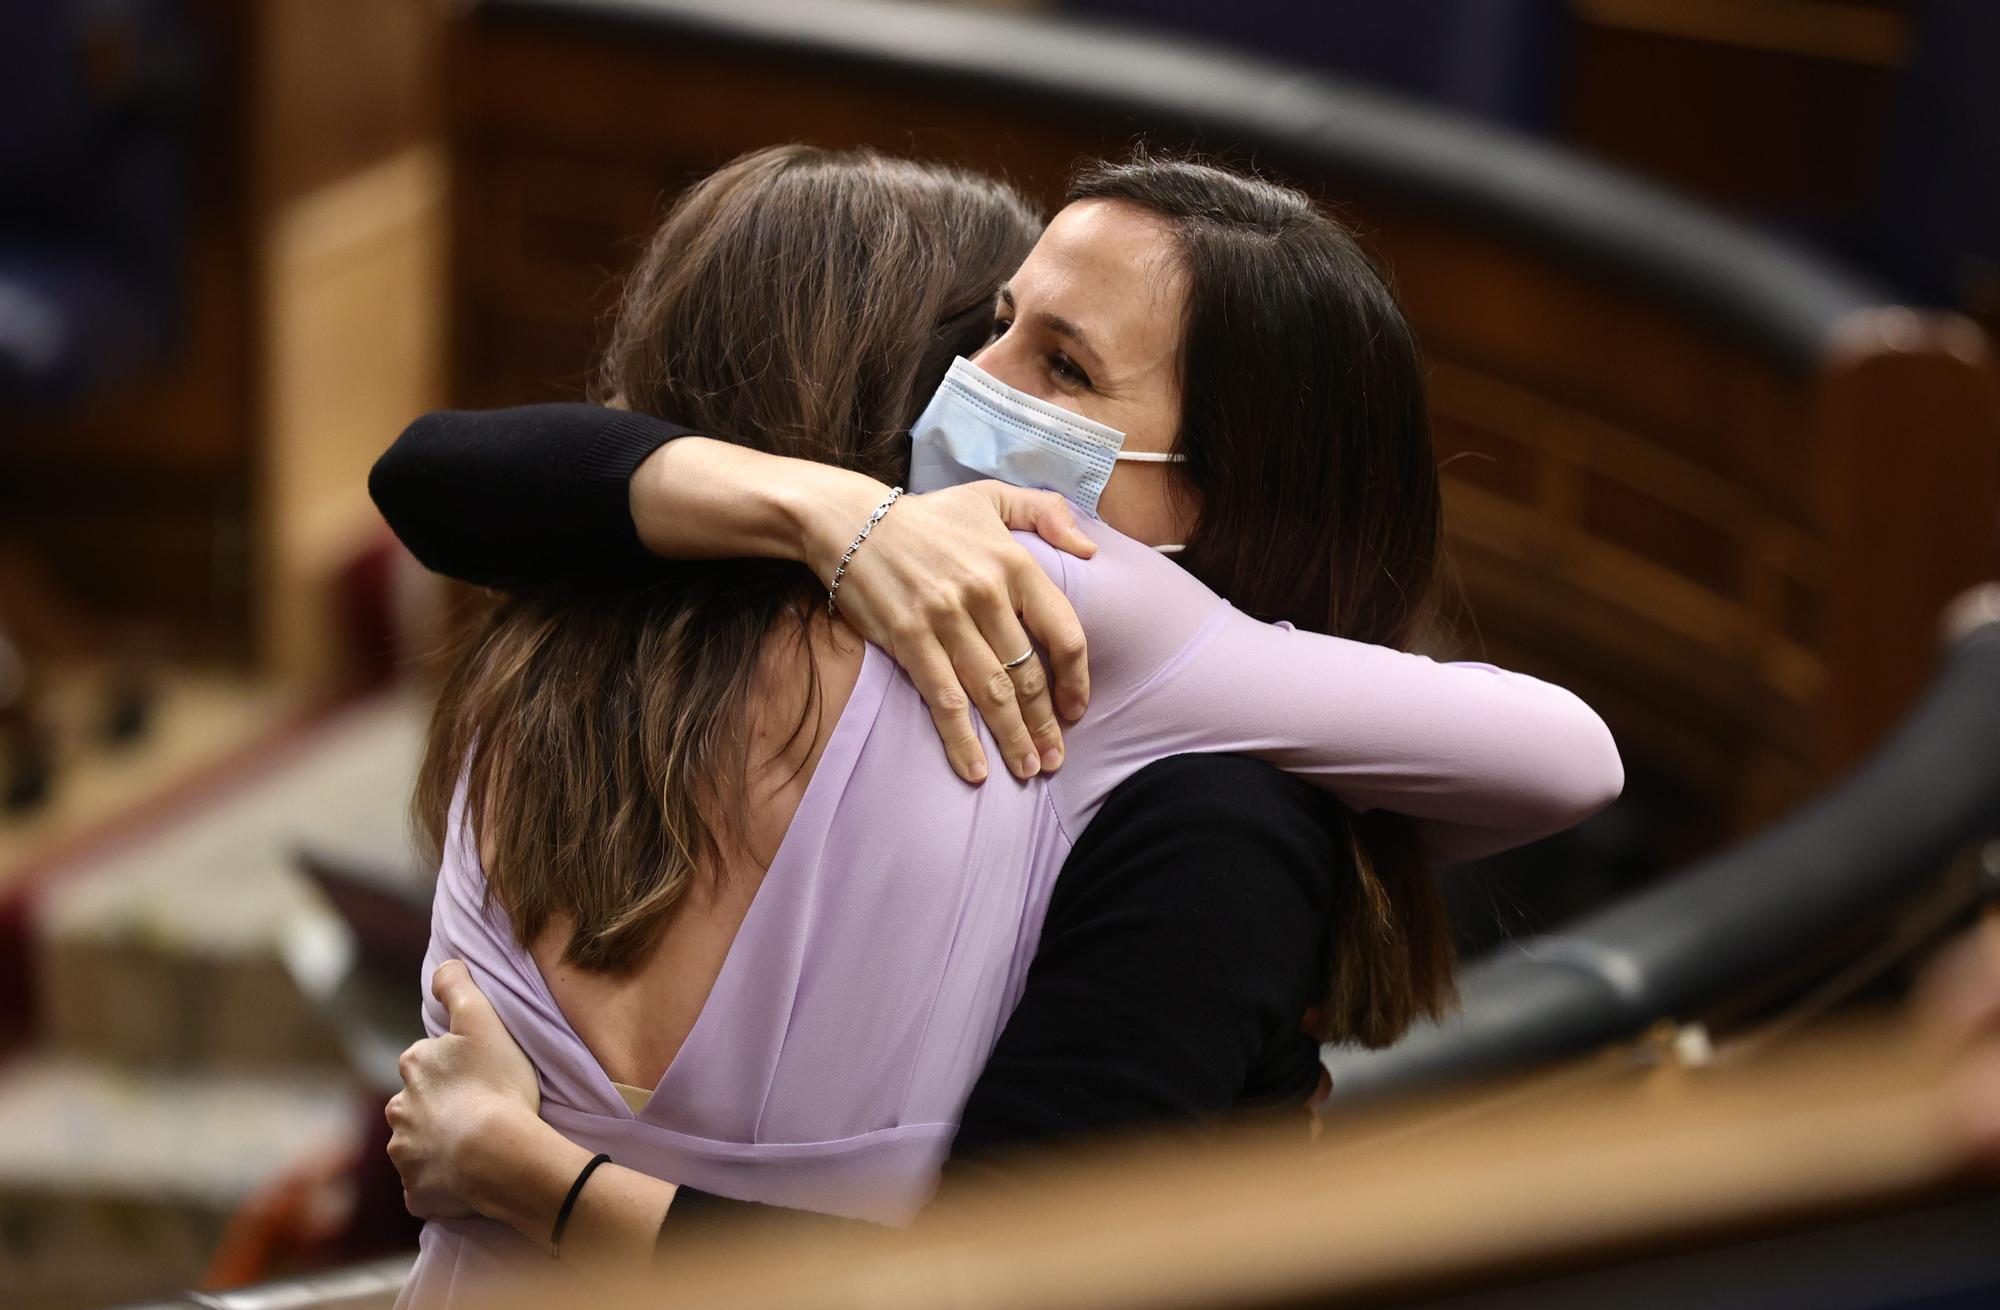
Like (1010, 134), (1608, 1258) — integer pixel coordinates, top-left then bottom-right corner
(1, 0), (261, 660)
(1563, 0), (1909, 219)
(0, 0), (446, 682)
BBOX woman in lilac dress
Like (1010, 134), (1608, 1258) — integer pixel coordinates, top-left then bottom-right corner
(383, 146), (1622, 1303)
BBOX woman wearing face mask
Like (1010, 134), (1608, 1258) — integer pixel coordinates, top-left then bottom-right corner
(376, 148), (1621, 1294)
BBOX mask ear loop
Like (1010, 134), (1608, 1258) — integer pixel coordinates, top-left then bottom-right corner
(1110, 451), (1188, 553)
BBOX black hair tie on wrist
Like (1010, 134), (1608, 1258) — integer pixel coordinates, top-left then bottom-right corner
(549, 1153), (612, 1259)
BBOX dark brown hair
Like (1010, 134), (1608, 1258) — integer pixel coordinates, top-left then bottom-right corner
(1069, 153), (1457, 1047)
(414, 146), (1041, 971)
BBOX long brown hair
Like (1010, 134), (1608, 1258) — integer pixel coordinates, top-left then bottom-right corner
(1069, 153), (1458, 1047)
(414, 146), (1041, 971)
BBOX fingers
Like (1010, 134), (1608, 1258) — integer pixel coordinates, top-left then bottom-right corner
(998, 488), (1098, 560)
(1013, 564), (1089, 722)
(896, 631), (989, 784)
(431, 958), (469, 1006)
(968, 591), (1065, 775)
(942, 607), (1045, 781)
(837, 482), (1088, 779)
(984, 487), (1089, 722)
(431, 960), (501, 1043)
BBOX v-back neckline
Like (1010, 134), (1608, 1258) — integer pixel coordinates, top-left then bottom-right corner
(511, 642), (890, 1121)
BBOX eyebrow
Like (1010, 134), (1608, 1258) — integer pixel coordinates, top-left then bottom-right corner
(999, 287), (1105, 370)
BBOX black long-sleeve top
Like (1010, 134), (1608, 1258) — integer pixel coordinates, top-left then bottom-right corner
(369, 406), (1347, 1227)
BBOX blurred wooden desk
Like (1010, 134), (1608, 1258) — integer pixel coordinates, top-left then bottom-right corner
(555, 1019), (1995, 1310)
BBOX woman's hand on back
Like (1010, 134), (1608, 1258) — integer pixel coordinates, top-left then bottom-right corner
(806, 479), (1097, 785)
(387, 960), (543, 1222)
(389, 960), (679, 1255)
(629, 437), (1096, 785)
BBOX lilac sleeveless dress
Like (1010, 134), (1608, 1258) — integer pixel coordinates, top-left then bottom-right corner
(400, 521), (1622, 1306)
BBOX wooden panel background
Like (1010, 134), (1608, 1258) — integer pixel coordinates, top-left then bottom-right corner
(441, 8), (1997, 875)
(0, 0), (444, 672)
(1564, 0), (1911, 218)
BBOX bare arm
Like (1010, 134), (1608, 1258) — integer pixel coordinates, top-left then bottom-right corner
(1031, 524), (1624, 863)
(462, 1101), (675, 1269)
(388, 961), (675, 1267)
(373, 407), (1099, 783)
(634, 437), (1106, 783)
(390, 768), (1337, 1246)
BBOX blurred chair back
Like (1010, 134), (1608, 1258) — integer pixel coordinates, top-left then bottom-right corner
(450, 0), (2000, 840)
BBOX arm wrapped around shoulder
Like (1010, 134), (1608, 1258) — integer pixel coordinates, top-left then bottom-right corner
(1044, 527), (1625, 866)
(369, 404), (691, 588)
(1407, 671), (1624, 865)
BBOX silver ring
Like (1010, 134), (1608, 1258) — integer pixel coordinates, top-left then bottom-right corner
(1001, 648), (1035, 671)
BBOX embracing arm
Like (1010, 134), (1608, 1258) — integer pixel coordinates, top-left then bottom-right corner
(371, 405), (897, 589)
(370, 403), (1098, 784)
(369, 405), (693, 589)
(1037, 523), (1625, 865)
(1151, 618), (1623, 866)
(388, 756), (1335, 1245)
(388, 958), (677, 1270)
(457, 1108), (676, 1269)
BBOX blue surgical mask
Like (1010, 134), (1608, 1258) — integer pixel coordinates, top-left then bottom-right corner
(908, 357), (1185, 528)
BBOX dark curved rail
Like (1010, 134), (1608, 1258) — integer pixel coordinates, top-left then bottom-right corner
(487, 0), (1885, 373)
(1326, 605), (2000, 1099)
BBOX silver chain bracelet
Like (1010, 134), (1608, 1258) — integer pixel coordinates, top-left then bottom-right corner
(827, 486), (904, 615)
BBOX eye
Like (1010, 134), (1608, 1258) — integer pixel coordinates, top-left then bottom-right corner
(988, 314), (1013, 343)
(1049, 352), (1092, 390)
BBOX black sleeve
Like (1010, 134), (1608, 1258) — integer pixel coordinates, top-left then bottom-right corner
(368, 404), (696, 589)
(657, 754), (1342, 1243)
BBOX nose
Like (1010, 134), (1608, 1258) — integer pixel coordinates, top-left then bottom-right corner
(971, 334), (1034, 396)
